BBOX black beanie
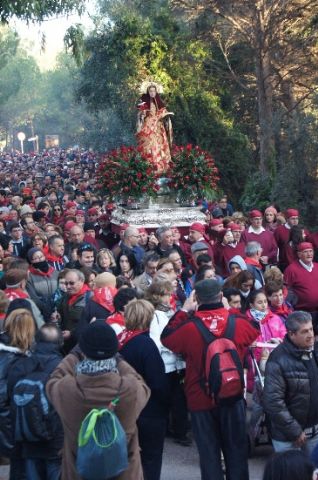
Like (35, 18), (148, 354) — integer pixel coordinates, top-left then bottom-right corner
(79, 320), (119, 360)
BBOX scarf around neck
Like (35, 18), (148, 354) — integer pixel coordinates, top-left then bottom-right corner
(76, 357), (118, 375)
(117, 329), (147, 349)
(68, 284), (90, 306)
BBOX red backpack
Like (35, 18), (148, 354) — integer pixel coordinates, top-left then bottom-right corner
(193, 314), (244, 404)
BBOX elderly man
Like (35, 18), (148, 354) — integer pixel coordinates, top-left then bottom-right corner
(241, 209), (278, 265)
(57, 269), (91, 353)
(118, 226), (145, 265)
(155, 226), (186, 265)
(245, 241), (265, 288)
(264, 311), (318, 455)
(284, 242), (318, 325)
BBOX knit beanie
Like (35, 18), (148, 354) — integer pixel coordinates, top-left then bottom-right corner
(79, 321), (119, 360)
(195, 279), (222, 304)
(27, 247), (42, 263)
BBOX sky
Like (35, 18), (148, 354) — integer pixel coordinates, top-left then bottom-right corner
(11, 1), (96, 70)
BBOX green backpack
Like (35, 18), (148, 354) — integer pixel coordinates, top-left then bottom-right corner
(76, 398), (128, 480)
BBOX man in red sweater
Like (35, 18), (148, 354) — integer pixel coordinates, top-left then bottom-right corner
(284, 242), (318, 328)
(274, 208), (299, 271)
(161, 279), (259, 480)
(241, 209), (278, 265)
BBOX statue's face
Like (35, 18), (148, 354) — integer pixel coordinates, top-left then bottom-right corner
(148, 86), (157, 98)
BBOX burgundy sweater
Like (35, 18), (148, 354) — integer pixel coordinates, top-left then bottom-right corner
(241, 229), (278, 264)
(284, 261), (318, 312)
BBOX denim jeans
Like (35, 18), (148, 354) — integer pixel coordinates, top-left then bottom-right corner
(272, 432), (318, 456)
(191, 399), (249, 480)
(25, 458), (61, 480)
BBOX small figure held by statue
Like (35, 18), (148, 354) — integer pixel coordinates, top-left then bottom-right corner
(136, 80), (173, 174)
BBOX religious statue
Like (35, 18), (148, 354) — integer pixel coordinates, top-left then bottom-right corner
(136, 81), (173, 174)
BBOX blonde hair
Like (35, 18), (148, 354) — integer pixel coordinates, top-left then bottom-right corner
(96, 249), (116, 269)
(95, 272), (117, 288)
(124, 299), (154, 330)
(264, 266), (283, 284)
(4, 308), (35, 353)
(145, 280), (173, 308)
(0, 291), (9, 314)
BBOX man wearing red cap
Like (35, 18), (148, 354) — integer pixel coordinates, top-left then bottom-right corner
(188, 222), (214, 261)
(284, 242), (318, 323)
(274, 209), (299, 271)
(214, 224), (245, 277)
(241, 210), (278, 265)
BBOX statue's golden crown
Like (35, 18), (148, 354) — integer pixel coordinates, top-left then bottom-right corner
(139, 80), (164, 95)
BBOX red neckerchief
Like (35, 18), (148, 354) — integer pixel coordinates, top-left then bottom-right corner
(270, 303), (293, 318)
(245, 257), (262, 269)
(68, 284), (90, 306)
(91, 287), (117, 312)
(29, 265), (55, 277)
(4, 288), (29, 301)
(118, 328), (148, 349)
(46, 252), (64, 263)
(195, 308), (228, 336)
(107, 312), (125, 327)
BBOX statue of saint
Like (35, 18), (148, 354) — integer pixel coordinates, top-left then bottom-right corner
(136, 81), (173, 174)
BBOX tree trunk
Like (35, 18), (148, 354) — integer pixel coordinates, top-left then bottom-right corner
(255, 4), (275, 174)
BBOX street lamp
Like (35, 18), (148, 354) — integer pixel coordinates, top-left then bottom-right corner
(17, 131), (26, 153)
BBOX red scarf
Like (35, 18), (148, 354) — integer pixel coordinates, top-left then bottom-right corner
(4, 288), (29, 301)
(46, 252), (64, 263)
(92, 287), (117, 312)
(29, 265), (55, 277)
(107, 312), (125, 327)
(195, 308), (228, 337)
(117, 329), (147, 349)
(68, 284), (90, 306)
(270, 303), (293, 319)
(245, 257), (262, 269)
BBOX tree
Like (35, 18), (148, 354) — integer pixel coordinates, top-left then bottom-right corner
(171, 0), (318, 173)
(0, 0), (84, 23)
(74, 0), (251, 200)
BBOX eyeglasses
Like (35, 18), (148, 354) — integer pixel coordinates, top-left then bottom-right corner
(65, 281), (77, 285)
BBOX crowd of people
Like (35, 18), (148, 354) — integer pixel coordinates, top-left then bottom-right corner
(0, 148), (318, 480)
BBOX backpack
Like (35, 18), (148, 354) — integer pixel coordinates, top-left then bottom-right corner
(76, 398), (128, 480)
(12, 370), (54, 442)
(193, 314), (244, 404)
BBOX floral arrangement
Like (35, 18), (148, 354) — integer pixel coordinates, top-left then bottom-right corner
(96, 146), (159, 202)
(167, 144), (220, 203)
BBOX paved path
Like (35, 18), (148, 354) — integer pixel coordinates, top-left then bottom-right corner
(0, 440), (271, 480)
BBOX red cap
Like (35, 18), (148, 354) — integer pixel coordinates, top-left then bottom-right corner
(106, 203), (115, 211)
(230, 223), (241, 231)
(66, 201), (77, 209)
(209, 219), (223, 227)
(76, 210), (85, 217)
(285, 208), (299, 218)
(99, 214), (110, 221)
(88, 208), (98, 215)
(297, 242), (313, 252)
(64, 220), (76, 231)
(138, 227), (147, 234)
(249, 209), (263, 218)
(189, 222), (206, 235)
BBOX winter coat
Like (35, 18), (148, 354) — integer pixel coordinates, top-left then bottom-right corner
(26, 269), (59, 320)
(7, 341), (63, 460)
(263, 337), (318, 441)
(46, 352), (150, 480)
(120, 332), (169, 418)
(0, 336), (27, 456)
(150, 310), (185, 373)
(58, 290), (91, 353)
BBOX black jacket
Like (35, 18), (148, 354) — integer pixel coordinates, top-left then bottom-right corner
(263, 336), (318, 441)
(0, 334), (26, 456)
(7, 341), (64, 459)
